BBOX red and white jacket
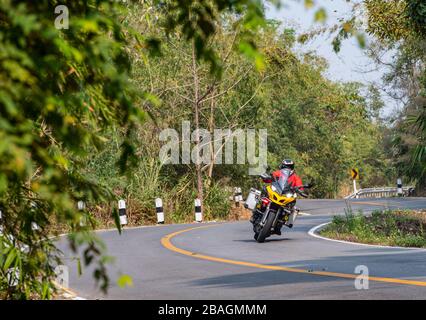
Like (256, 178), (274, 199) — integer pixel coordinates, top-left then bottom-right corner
(271, 170), (304, 190)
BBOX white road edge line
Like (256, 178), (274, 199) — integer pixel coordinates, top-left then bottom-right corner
(298, 212), (311, 216)
(308, 222), (426, 251)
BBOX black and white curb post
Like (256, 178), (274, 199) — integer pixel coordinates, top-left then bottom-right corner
(31, 222), (40, 231)
(234, 187), (243, 207)
(118, 199), (128, 227)
(194, 198), (202, 223)
(77, 200), (86, 226)
(30, 202), (40, 231)
(397, 178), (403, 197)
(155, 198), (164, 224)
(6, 268), (19, 288)
(2, 206), (19, 287)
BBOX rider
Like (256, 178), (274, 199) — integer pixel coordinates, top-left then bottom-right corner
(272, 159), (305, 193)
(250, 159), (305, 232)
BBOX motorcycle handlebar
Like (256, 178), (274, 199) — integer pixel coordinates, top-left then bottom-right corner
(297, 190), (309, 198)
(291, 186), (309, 198)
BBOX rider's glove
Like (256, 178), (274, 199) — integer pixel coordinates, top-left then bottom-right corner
(299, 191), (308, 198)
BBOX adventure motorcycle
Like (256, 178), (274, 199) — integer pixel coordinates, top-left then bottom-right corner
(247, 168), (311, 243)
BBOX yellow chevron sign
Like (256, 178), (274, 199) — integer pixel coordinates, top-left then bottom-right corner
(351, 168), (359, 180)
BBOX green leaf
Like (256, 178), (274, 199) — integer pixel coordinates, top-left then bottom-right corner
(77, 258), (82, 276)
(332, 36), (342, 53)
(0, 173), (8, 194)
(145, 38), (162, 57)
(314, 8), (327, 23)
(41, 281), (50, 299)
(4, 248), (17, 270)
(117, 274), (133, 288)
(143, 93), (161, 107)
(238, 40), (265, 71)
(304, 0), (315, 9)
(356, 33), (366, 49)
(112, 207), (122, 235)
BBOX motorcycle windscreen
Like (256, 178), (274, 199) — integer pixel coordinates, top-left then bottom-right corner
(272, 168), (292, 194)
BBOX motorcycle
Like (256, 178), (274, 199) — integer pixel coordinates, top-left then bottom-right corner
(248, 168), (311, 243)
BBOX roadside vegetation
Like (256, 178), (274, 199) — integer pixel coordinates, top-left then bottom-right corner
(84, 3), (395, 228)
(320, 209), (426, 248)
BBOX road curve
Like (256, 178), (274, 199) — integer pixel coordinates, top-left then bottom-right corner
(57, 198), (426, 299)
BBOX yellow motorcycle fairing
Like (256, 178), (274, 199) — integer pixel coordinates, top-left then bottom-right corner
(266, 185), (295, 206)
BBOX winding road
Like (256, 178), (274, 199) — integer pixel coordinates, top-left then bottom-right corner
(57, 198), (426, 299)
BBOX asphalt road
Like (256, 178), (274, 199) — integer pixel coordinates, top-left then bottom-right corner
(57, 198), (426, 299)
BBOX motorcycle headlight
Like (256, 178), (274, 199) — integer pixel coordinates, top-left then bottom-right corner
(285, 193), (294, 198)
(271, 185), (277, 192)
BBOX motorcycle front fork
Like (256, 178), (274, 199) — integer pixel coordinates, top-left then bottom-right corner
(250, 204), (299, 229)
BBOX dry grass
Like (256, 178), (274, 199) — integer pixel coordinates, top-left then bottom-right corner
(229, 203), (252, 221)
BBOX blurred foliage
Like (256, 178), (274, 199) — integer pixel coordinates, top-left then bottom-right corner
(0, 0), (274, 299)
(0, 0), (144, 299)
(150, 0), (267, 76)
(363, 0), (426, 190)
(88, 2), (392, 212)
(365, 0), (412, 43)
(2, 0), (423, 300)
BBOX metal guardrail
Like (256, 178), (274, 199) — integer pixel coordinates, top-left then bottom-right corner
(345, 186), (415, 199)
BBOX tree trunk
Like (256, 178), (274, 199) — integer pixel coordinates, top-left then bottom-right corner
(207, 88), (216, 182)
(192, 42), (204, 207)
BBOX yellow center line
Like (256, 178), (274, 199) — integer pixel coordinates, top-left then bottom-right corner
(161, 225), (426, 288)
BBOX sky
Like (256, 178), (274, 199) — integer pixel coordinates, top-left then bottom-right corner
(265, 0), (398, 116)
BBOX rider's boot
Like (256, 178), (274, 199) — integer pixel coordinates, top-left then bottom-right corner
(274, 222), (283, 235)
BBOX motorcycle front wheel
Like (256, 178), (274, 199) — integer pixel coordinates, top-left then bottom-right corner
(256, 211), (276, 243)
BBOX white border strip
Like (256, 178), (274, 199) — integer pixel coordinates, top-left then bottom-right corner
(308, 222), (426, 251)
(298, 212), (311, 216)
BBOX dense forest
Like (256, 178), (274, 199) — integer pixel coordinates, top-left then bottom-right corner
(0, 0), (424, 299)
(86, 3), (393, 225)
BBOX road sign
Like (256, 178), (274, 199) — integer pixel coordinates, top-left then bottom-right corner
(351, 168), (359, 180)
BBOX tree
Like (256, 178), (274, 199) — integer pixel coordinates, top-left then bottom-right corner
(363, 0), (426, 190)
(0, 0), (269, 299)
(123, 6), (391, 202)
(0, 0), (147, 299)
